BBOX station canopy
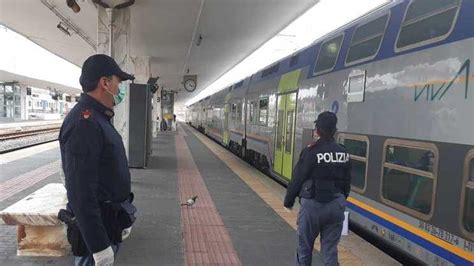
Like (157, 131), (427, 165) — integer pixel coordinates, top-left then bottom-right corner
(0, 0), (319, 107)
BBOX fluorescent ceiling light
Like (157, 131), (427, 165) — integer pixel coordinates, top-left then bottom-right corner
(185, 0), (389, 106)
(57, 22), (72, 36)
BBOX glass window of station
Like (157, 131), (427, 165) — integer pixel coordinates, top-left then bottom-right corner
(381, 140), (438, 218)
(0, 83), (22, 121)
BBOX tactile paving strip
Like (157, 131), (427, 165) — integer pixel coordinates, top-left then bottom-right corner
(175, 135), (241, 265)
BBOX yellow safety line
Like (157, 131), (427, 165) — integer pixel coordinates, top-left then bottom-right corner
(186, 125), (364, 265)
(348, 197), (474, 262)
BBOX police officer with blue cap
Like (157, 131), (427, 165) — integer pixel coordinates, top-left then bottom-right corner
(59, 54), (135, 266)
(284, 111), (352, 266)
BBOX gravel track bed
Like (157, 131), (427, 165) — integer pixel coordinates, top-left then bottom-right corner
(0, 132), (59, 153)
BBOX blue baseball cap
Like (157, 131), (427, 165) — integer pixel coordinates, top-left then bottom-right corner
(80, 54), (135, 92)
(314, 111), (337, 133)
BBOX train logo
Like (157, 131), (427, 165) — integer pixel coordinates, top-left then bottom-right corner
(414, 59), (470, 102)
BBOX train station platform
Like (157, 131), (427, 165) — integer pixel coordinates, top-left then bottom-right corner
(0, 123), (399, 265)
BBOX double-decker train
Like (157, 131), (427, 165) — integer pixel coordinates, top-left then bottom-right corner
(187, 0), (473, 265)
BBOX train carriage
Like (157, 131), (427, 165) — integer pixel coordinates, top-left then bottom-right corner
(187, 0), (474, 264)
(225, 80), (248, 154)
(206, 89), (227, 144)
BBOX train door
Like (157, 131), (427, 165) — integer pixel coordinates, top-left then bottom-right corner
(223, 103), (230, 146)
(273, 69), (300, 180)
(223, 93), (232, 146)
(203, 107), (208, 133)
(273, 93), (297, 179)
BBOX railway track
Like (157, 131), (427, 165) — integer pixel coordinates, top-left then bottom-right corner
(0, 127), (61, 141)
(0, 125), (61, 154)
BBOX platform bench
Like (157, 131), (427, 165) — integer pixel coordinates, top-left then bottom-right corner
(0, 183), (69, 256)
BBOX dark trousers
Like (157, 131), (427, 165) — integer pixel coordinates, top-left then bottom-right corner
(296, 194), (345, 266)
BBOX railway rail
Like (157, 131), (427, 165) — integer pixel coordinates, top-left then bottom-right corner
(0, 125), (61, 154)
(0, 127), (60, 141)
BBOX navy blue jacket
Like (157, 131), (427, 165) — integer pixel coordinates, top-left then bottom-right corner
(284, 138), (351, 208)
(59, 94), (131, 253)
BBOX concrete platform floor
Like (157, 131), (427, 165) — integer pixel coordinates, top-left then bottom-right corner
(0, 123), (400, 265)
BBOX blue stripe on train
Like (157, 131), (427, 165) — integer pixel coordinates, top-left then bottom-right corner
(347, 202), (471, 266)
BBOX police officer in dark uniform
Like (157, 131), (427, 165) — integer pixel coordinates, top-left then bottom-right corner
(284, 111), (351, 266)
(59, 54), (135, 266)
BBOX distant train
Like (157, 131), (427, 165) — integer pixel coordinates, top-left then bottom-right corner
(187, 0), (474, 265)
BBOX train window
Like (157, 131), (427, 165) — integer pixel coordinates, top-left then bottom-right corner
(346, 14), (389, 65)
(381, 139), (438, 219)
(231, 103), (237, 120)
(347, 70), (366, 103)
(285, 111), (294, 153)
(461, 150), (474, 235)
(237, 103), (242, 123)
(214, 109), (220, 128)
(249, 101), (257, 124)
(259, 98), (268, 126)
(314, 34), (344, 74)
(290, 54), (299, 67)
(276, 110), (284, 150)
(337, 134), (369, 192)
(261, 64), (280, 78)
(396, 0), (460, 51)
(207, 109), (213, 127)
(234, 80), (244, 89)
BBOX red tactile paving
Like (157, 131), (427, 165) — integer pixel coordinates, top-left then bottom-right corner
(175, 135), (242, 266)
(0, 160), (60, 202)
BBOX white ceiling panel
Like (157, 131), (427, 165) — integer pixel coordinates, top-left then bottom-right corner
(0, 0), (319, 107)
